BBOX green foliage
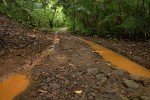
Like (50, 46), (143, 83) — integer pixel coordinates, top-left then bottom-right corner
(59, 0), (150, 40)
(0, 0), (150, 40)
(0, 0), (66, 28)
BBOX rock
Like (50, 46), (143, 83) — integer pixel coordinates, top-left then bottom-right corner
(95, 95), (103, 100)
(46, 93), (52, 99)
(129, 75), (140, 81)
(68, 63), (75, 67)
(88, 95), (94, 100)
(76, 72), (82, 76)
(87, 68), (98, 75)
(32, 73), (40, 81)
(132, 98), (140, 100)
(105, 88), (116, 94)
(64, 80), (70, 86)
(49, 83), (60, 90)
(100, 77), (107, 84)
(103, 94), (124, 100)
(96, 74), (105, 80)
(123, 79), (140, 89)
(96, 74), (107, 86)
(140, 96), (150, 100)
(112, 69), (126, 76)
(30, 91), (37, 97)
(142, 80), (150, 87)
(42, 85), (48, 90)
(46, 77), (51, 82)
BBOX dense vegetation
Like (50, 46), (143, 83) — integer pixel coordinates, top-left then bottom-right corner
(0, 0), (66, 29)
(0, 0), (150, 40)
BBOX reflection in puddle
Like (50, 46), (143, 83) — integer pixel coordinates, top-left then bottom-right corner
(80, 38), (150, 78)
(0, 74), (29, 100)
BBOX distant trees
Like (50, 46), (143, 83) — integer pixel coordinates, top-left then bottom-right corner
(0, 0), (66, 28)
(59, 0), (150, 40)
(0, 0), (149, 40)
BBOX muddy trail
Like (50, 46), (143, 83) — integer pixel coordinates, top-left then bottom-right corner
(80, 36), (150, 69)
(0, 15), (150, 100)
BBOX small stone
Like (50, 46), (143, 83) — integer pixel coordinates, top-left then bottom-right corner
(30, 91), (37, 97)
(42, 85), (48, 90)
(96, 74), (105, 80)
(103, 94), (124, 100)
(96, 74), (107, 86)
(87, 68), (98, 75)
(100, 77), (107, 84)
(46, 77), (51, 82)
(50, 83), (60, 90)
(142, 80), (150, 87)
(129, 75), (140, 81)
(95, 95), (103, 100)
(123, 79), (139, 89)
(46, 93), (52, 99)
(140, 96), (150, 100)
(112, 69), (126, 76)
(132, 98), (140, 100)
(107, 73), (111, 77)
(32, 73), (40, 81)
(105, 89), (116, 94)
(65, 80), (70, 86)
(88, 95), (94, 100)
(68, 63), (75, 67)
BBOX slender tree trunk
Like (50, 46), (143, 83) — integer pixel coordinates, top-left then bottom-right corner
(52, 8), (57, 22)
(142, 0), (145, 14)
(50, 8), (57, 28)
(148, 2), (150, 16)
(137, 0), (139, 15)
(73, 0), (76, 33)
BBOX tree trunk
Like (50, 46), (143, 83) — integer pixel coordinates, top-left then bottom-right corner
(148, 2), (150, 16)
(137, 0), (139, 15)
(73, 0), (76, 33)
(52, 8), (57, 22)
(142, 0), (145, 14)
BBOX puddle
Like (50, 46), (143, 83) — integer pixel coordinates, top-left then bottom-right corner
(0, 31), (60, 100)
(0, 74), (29, 100)
(80, 38), (150, 78)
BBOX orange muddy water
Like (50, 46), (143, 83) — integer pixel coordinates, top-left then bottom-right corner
(80, 39), (150, 78)
(0, 32), (60, 100)
(0, 74), (29, 100)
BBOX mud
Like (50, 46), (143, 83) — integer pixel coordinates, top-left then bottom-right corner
(80, 36), (150, 69)
(0, 15), (150, 100)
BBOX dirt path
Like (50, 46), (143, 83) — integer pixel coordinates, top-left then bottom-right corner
(0, 15), (150, 100)
(14, 31), (150, 100)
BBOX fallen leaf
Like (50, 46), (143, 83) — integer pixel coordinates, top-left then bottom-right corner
(38, 89), (48, 94)
(74, 90), (83, 94)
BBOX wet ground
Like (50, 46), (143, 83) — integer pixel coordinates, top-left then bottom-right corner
(80, 38), (150, 78)
(0, 15), (150, 100)
(80, 36), (150, 69)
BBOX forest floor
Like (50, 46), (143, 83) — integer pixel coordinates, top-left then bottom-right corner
(0, 15), (150, 100)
